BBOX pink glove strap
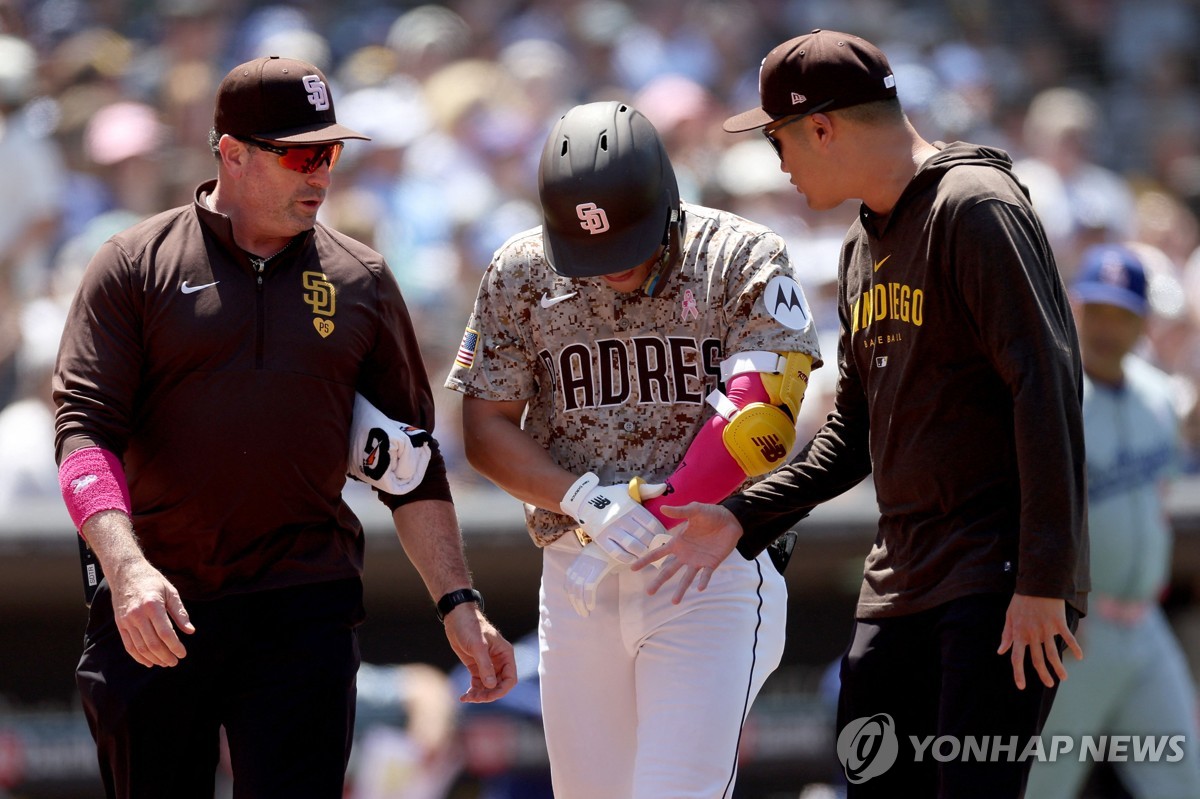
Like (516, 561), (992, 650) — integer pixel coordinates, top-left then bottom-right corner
(59, 447), (131, 535)
(644, 371), (770, 528)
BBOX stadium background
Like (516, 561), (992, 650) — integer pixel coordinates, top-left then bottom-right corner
(1, 0), (1199, 796)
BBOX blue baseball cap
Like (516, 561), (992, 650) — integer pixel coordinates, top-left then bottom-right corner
(1072, 244), (1148, 317)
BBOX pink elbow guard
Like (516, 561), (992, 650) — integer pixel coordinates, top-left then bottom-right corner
(59, 447), (131, 534)
(643, 371), (771, 528)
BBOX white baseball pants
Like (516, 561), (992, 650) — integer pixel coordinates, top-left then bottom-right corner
(538, 533), (787, 799)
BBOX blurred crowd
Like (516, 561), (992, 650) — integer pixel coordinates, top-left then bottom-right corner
(2, 0), (1200, 507)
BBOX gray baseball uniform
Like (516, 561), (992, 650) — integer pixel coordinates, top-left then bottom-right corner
(446, 200), (819, 798)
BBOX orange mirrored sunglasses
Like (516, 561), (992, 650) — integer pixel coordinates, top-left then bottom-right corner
(236, 137), (343, 174)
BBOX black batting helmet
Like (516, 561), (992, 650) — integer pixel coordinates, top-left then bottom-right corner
(538, 101), (681, 279)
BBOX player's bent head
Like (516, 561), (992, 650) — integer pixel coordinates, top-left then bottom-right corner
(538, 101), (681, 280)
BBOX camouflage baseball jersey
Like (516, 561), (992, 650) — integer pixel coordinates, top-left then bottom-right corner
(446, 201), (821, 546)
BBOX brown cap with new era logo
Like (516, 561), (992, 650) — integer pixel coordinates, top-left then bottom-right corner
(724, 30), (897, 132)
(214, 55), (368, 144)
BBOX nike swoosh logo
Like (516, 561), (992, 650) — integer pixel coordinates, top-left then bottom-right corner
(873, 255), (891, 272)
(540, 292), (577, 309)
(181, 280), (220, 294)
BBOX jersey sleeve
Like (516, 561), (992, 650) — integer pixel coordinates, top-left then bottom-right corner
(720, 230), (822, 365)
(950, 197), (1087, 600)
(54, 239), (143, 462)
(355, 262), (453, 508)
(444, 244), (539, 402)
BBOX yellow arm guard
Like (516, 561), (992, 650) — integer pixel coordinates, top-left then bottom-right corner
(709, 351), (814, 476)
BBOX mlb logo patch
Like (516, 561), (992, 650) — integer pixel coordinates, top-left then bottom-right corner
(455, 328), (479, 369)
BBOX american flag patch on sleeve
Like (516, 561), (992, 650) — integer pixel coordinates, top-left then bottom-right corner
(455, 327), (479, 369)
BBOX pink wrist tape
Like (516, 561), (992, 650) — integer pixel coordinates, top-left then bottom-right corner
(644, 371), (770, 529)
(59, 447), (131, 534)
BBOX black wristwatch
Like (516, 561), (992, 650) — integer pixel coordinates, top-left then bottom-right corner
(435, 588), (484, 622)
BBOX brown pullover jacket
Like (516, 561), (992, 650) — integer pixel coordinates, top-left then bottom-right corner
(726, 143), (1089, 617)
(54, 181), (451, 600)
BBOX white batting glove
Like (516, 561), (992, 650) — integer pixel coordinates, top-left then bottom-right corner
(565, 542), (618, 617)
(348, 393), (433, 495)
(560, 473), (669, 564)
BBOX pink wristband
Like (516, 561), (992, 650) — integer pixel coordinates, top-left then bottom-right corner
(59, 447), (131, 534)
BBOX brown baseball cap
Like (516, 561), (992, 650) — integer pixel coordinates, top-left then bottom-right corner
(724, 29), (897, 132)
(214, 55), (368, 143)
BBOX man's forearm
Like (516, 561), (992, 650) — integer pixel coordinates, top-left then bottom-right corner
(392, 499), (476, 600)
(462, 408), (575, 509)
(81, 509), (147, 576)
